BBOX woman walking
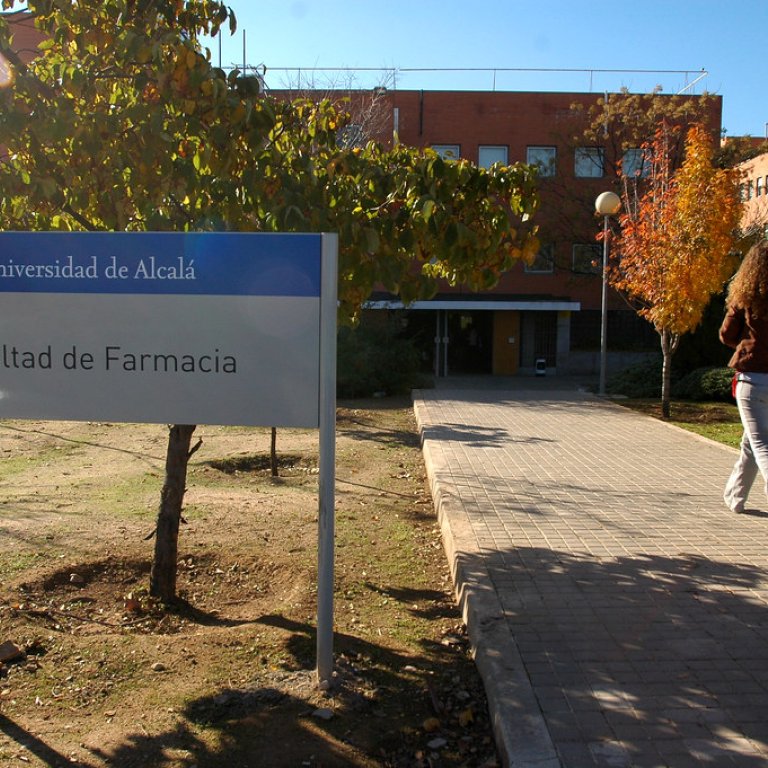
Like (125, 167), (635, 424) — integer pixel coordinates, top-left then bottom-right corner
(721, 239), (768, 513)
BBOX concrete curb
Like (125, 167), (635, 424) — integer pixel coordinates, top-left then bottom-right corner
(414, 400), (560, 768)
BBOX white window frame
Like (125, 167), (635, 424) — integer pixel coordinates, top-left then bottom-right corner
(527, 146), (556, 177)
(741, 183), (750, 202)
(478, 145), (508, 169)
(432, 144), (460, 160)
(757, 177), (765, 197)
(525, 244), (555, 274)
(574, 147), (605, 178)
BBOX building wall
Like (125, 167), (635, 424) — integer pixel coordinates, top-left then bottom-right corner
(388, 90), (722, 313)
(283, 88), (720, 315)
(280, 87), (721, 376)
(4, 12), (43, 64)
(739, 152), (768, 236)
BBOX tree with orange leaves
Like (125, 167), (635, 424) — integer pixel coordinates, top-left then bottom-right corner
(611, 121), (742, 418)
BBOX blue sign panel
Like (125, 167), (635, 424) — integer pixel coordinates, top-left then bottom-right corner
(0, 231), (337, 428)
(0, 232), (322, 297)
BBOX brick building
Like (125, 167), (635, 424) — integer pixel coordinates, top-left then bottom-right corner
(276, 88), (722, 377)
(738, 150), (768, 238)
(1, 10), (41, 67)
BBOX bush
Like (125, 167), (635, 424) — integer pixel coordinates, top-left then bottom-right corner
(673, 366), (733, 402)
(605, 358), (663, 398)
(606, 360), (735, 402)
(337, 319), (430, 398)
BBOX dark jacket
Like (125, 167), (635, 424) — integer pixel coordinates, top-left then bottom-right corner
(720, 305), (768, 372)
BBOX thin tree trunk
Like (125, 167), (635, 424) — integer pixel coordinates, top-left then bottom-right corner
(660, 329), (680, 420)
(150, 424), (197, 602)
(660, 330), (672, 419)
(270, 427), (278, 477)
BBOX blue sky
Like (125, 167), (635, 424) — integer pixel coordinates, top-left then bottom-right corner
(203, 0), (768, 139)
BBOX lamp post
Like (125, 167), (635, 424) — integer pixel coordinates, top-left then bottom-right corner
(595, 191), (621, 396)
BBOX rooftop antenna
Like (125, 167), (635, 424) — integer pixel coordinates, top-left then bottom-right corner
(677, 68), (708, 94)
(243, 28), (246, 72)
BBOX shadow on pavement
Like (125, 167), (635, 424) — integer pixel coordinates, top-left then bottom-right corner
(461, 545), (768, 766)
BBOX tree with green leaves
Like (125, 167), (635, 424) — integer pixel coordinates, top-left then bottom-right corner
(610, 121), (741, 418)
(0, 0), (539, 602)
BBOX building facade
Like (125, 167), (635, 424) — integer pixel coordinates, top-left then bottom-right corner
(279, 88), (722, 378)
(738, 151), (768, 238)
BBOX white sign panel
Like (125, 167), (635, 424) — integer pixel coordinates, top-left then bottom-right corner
(0, 232), (334, 427)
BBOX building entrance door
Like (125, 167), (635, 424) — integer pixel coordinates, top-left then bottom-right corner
(446, 311), (493, 374)
(520, 311), (557, 372)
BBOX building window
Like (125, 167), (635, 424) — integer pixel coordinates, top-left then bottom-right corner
(525, 244), (555, 273)
(527, 146), (556, 177)
(741, 183), (750, 202)
(621, 148), (649, 178)
(432, 144), (460, 160)
(748, 180), (755, 200)
(575, 147), (604, 178)
(572, 244), (602, 275)
(478, 145), (508, 168)
(757, 177), (765, 197)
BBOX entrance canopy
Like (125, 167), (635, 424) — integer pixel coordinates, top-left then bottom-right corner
(364, 296), (581, 378)
(365, 298), (581, 311)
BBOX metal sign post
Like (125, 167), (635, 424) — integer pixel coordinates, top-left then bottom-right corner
(316, 233), (337, 686)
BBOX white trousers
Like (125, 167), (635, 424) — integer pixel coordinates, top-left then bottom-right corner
(724, 373), (768, 512)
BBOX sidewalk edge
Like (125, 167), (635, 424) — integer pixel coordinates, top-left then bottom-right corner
(414, 400), (561, 768)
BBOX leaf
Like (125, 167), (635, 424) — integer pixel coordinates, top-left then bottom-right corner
(39, 177), (58, 199)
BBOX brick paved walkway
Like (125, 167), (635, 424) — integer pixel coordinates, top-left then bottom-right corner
(413, 383), (768, 768)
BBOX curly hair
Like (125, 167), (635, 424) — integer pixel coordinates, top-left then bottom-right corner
(727, 240), (768, 317)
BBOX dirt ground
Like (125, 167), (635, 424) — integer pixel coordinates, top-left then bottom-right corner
(0, 398), (499, 767)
